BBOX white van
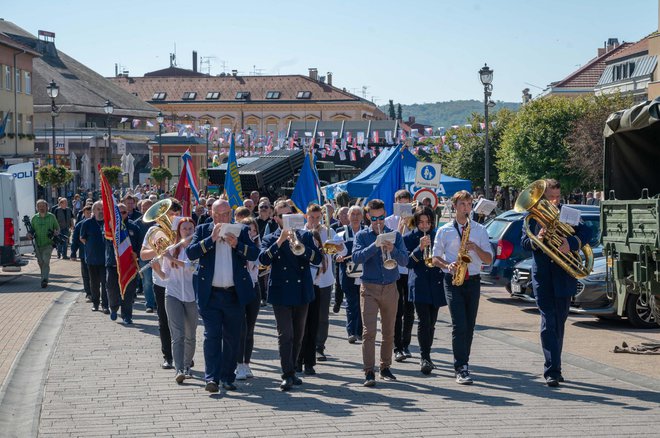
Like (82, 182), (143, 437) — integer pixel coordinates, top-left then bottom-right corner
(0, 172), (27, 272)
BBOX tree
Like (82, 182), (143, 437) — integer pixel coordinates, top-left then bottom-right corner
(388, 100), (396, 119)
(396, 103), (402, 121)
(36, 165), (74, 188)
(101, 166), (123, 187)
(150, 167), (172, 190)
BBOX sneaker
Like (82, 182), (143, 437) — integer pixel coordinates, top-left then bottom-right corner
(175, 370), (185, 384)
(545, 376), (559, 387)
(244, 364), (254, 378)
(235, 364), (248, 381)
(394, 350), (406, 362)
(145, 307), (154, 313)
(380, 368), (397, 381)
(420, 359), (433, 375)
(91, 306), (99, 312)
(403, 347), (412, 358)
(110, 310), (118, 321)
(161, 360), (174, 370)
(102, 308), (110, 315)
(280, 377), (294, 391)
(184, 367), (193, 379)
(363, 371), (376, 387)
(348, 335), (357, 344)
(456, 366), (473, 385)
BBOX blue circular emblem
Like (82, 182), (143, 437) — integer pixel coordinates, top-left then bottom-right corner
(421, 165), (436, 181)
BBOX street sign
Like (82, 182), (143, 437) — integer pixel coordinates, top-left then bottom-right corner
(415, 162), (441, 189)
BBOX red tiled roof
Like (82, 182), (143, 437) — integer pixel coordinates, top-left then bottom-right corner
(552, 42), (633, 88)
(606, 36), (650, 62)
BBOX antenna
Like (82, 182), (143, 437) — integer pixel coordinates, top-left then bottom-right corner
(170, 43), (177, 67)
(219, 60), (228, 74)
(200, 56), (217, 75)
(362, 86), (369, 99)
(252, 65), (265, 76)
(524, 82), (544, 90)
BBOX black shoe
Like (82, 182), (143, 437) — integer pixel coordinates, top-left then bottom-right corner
(394, 350), (406, 362)
(85, 295), (92, 303)
(456, 366), (473, 385)
(190, 360), (194, 368)
(293, 376), (303, 385)
(364, 371), (376, 387)
(295, 363), (303, 373)
(62, 256), (70, 260)
(41, 280), (48, 288)
(348, 335), (357, 344)
(304, 366), (316, 376)
(91, 306), (99, 312)
(558, 374), (565, 383)
(280, 377), (294, 391)
(316, 349), (327, 362)
(545, 376), (559, 387)
(102, 308), (110, 315)
(145, 307), (154, 313)
(205, 381), (219, 393)
(222, 382), (237, 391)
(403, 347), (412, 358)
(380, 368), (397, 381)
(161, 360), (174, 370)
(420, 359), (433, 375)
(332, 303), (341, 313)
(260, 299), (267, 307)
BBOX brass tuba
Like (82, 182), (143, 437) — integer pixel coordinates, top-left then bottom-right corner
(514, 180), (593, 279)
(142, 199), (176, 256)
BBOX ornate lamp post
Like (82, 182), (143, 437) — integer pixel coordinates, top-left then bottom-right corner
(156, 111), (164, 167)
(479, 64), (494, 199)
(46, 80), (59, 165)
(103, 100), (114, 165)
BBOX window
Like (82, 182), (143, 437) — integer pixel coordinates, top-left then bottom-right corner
(27, 115), (33, 134)
(205, 91), (220, 100)
(15, 68), (21, 92)
(5, 66), (11, 90)
(629, 62), (635, 76)
(24, 71), (31, 94)
(266, 91), (281, 99)
(0, 65), (3, 89)
(235, 91), (250, 100)
(182, 92), (197, 100)
(168, 156), (182, 177)
(296, 91), (312, 99)
(152, 92), (167, 100)
(17, 113), (22, 134)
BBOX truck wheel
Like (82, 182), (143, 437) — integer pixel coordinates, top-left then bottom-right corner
(625, 294), (657, 329)
(650, 295), (660, 327)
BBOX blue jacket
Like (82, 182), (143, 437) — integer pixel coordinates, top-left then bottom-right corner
(80, 218), (106, 266)
(521, 211), (592, 298)
(352, 226), (408, 285)
(404, 229), (446, 307)
(259, 229), (322, 306)
(186, 222), (259, 308)
(71, 218), (87, 262)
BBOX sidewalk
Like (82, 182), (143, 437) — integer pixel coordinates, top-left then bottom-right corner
(34, 287), (660, 437)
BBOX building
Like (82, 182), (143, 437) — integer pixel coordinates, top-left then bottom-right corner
(645, 4), (660, 100)
(0, 19), (159, 189)
(0, 28), (40, 165)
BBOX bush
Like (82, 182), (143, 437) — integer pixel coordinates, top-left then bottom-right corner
(36, 165), (74, 188)
(101, 166), (123, 187)
(150, 167), (172, 184)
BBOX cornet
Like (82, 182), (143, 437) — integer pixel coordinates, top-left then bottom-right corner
(288, 229), (306, 256)
(378, 223), (398, 270)
(422, 231), (434, 268)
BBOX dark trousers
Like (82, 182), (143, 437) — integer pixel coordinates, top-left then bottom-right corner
(106, 266), (135, 320)
(394, 274), (415, 351)
(238, 284), (261, 364)
(273, 303), (309, 379)
(315, 285), (332, 352)
(415, 302), (440, 360)
(258, 272), (269, 301)
(536, 288), (571, 379)
(298, 287), (321, 368)
(80, 260), (91, 296)
(334, 263), (344, 306)
(57, 227), (69, 258)
(344, 280), (362, 338)
(199, 287), (242, 384)
(444, 276), (480, 371)
(154, 284), (172, 363)
(87, 264), (108, 309)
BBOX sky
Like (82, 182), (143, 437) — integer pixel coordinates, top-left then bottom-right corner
(2, 0), (658, 105)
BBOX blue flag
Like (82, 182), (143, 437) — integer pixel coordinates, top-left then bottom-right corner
(224, 134), (243, 209)
(0, 113), (9, 136)
(291, 152), (322, 213)
(366, 145), (405, 215)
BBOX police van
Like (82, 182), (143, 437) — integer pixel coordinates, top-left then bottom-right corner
(0, 172), (26, 271)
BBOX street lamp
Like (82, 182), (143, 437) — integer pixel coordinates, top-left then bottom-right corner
(204, 121), (211, 167)
(479, 63), (494, 199)
(103, 100), (114, 165)
(46, 80), (59, 166)
(156, 111), (164, 167)
(246, 127), (253, 156)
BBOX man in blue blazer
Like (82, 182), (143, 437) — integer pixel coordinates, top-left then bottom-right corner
(521, 179), (592, 387)
(186, 199), (259, 393)
(259, 199), (322, 391)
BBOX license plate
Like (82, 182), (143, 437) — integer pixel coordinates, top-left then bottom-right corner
(512, 284), (521, 293)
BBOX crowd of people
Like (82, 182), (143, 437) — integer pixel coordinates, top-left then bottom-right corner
(26, 180), (587, 391)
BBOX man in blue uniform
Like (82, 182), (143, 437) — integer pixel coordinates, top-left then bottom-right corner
(521, 179), (592, 387)
(80, 201), (109, 312)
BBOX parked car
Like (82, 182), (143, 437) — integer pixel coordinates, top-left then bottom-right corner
(480, 205), (600, 291)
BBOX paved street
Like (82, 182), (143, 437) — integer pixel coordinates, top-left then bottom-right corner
(0, 258), (659, 437)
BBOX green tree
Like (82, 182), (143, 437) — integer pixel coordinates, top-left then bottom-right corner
(388, 100), (396, 119)
(497, 96), (586, 193)
(101, 166), (123, 187)
(150, 166), (172, 190)
(36, 165), (74, 188)
(396, 103), (402, 121)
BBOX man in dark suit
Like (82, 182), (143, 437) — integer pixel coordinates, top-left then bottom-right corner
(521, 179), (592, 387)
(259, 199), (322, 391)
(186, 199), (259, 393)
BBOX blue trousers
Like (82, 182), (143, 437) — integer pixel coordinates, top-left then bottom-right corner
(535, 287), (571, 379)
(139, 260), (156, 309)
(343, 280), (362, 338)
(444, 276), (480, 371)
(199, 288), (242, 384)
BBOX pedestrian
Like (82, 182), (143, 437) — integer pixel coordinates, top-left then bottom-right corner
(70, 206), (92, 299)
(53, 198), (74, 259)
(28, 200), (60, 288)
(352, 199), (408, 387)
(133, 199), (156, 313)
(432, 190), (493, 385)
(521, 179), (591, 387)
(152, 217), (198, 384)
(80, 201), (109, 311)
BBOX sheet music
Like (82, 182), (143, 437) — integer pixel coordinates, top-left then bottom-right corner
(474, 198), (497, 216)
(282, 214), (305, 230)
(393, 203), (413, 219)
(559, 205), (581, 226)
(219, 223), (244, 238)
(375, 231), (397, 247)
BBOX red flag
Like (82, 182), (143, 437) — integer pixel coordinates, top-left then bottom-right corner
(373, 131), (379, 143)
(99, 164), (138, 298)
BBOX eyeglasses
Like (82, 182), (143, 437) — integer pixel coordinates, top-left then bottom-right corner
(371, 214), (386, 221)
(259, 205), (270, 210)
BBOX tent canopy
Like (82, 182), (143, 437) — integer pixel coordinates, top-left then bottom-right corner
(325, 145), (472, 199)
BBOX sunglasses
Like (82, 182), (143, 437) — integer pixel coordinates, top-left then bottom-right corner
(370, 214), (386, 221)
(259, 205), (270, 209)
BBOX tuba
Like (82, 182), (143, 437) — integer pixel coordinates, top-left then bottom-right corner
(514, 179), (593, 279)
(142, 199), (176, 257)
(452, 218), (472, 286)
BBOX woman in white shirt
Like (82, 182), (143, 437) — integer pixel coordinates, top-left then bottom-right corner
(153, 217), (198, 384)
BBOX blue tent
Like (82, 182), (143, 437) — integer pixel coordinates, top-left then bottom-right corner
(325, 146), (472, 199)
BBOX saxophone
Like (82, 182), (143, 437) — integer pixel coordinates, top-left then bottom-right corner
(452, 218), (472, 286)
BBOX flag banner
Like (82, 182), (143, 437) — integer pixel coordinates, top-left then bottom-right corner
(174, 149), (200, 216)
(0, 113), (9, 136)
(385, 130), (393, 145)
(319, 137), (326, 149)
(146, 120), (154, 128)
(352, 138), (357, 148)
(224, 134), (243, 209)
(367, 146), (405, 214)
(479, 122), (486, 130)
(341, 139), (347, 149)
(331, 131), (338, 138)
(346, 131), (352, 143)
(359, 149), (365, 158)
(373, 131), (379, 143)
(425, 127), (433, 135)
(99, 164), (138, 299)
(132, 119), (141, 128)
(357, 132), (365, 145)
(339, 151), (346, 161)
(291, 152), (322, 212)
(318, 131), (325, 137)
(331, 138), (337, 149)
(120, 117), (129, 124)
(328, 149), (336, 157)
(350, 150), (357, 161)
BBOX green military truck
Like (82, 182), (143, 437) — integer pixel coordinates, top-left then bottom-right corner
(601, 97), (660, 327)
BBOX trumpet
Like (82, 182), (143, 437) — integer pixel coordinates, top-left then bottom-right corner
(378, 223), (398, 270)
(422, 231), (434, 268)
(288, 229), (306, 256)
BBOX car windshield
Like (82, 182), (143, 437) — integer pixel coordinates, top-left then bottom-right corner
(486, 219), (510, 240)
(582, 216), (601, 247)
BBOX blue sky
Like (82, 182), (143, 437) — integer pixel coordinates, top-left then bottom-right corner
(2, 0), (657, 104)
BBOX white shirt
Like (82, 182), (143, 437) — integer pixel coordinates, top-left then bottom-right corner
(161, 250), (196, 302)
(142, 233), (167, 287)
(307, 226), (336, 288)
(385, 214), (409, 275)
(212, 238), (234, 288)
(433, 219), (493, 275)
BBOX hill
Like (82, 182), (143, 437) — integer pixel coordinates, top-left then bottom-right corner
(380, 100), (521, 128)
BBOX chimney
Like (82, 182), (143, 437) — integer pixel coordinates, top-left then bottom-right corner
(606, 38), (619, 52)
(408, 116), (416, 125)
(192, 51), (198, 73)
(327, 72), (333, 86)
(308, 68), (318, 80)
(232, 69), (238, 77)
(115, 63), (119, 77)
